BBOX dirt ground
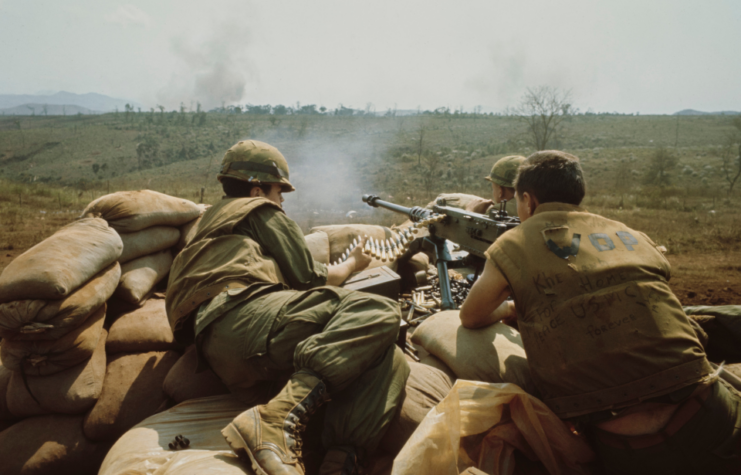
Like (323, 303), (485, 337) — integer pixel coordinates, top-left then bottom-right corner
(665, 252), (741, 306)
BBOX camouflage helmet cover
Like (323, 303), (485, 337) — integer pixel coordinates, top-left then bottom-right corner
(218, 140), (295, 192)
(485, 155), (526, 188)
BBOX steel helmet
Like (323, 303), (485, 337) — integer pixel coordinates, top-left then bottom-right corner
(485, 155), (526, 188)
(218, 140), (295, 192)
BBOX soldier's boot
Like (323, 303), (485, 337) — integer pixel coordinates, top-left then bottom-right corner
(222, 371), (330, 475)
(318, 446), (362, 475)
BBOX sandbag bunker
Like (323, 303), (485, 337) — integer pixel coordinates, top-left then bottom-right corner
(5, 189), (735, 475)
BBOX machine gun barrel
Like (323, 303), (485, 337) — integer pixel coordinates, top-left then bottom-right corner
(362, 194), (430, 222)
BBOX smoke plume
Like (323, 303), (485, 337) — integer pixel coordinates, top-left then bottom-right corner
(157, 21), (254, 110)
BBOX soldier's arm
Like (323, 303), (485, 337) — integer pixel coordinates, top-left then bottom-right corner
(460, 260), (514, 329)
(325, 237), (372, 286)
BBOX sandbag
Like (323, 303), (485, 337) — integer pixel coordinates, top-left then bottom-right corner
(411, 310), (537, 395)
(106, 298), (178, 354)
(118, 226), (180, 263)
(7, 330), (107, 418)
(0, 218), (122, 303)
(392, 380), (595, 475)
(81, 190), (203, 232)
(1, 304), (106, 376)
(305, 231), (330, 265)
(310, 224), (393, 264)
(83, 350), (180, 441)
(418, 353), (457, 381)
(0, 262), (120, 340)
(115, 250), (173, 305)
(425, 193), (486, 211)
(684, 305), (741, 363)
(0, 357), (15, 421)
(0, 414), (111, 475)
(99, 394), (251, 475)
(163, 345), (230, 403)
(380, 362), (455, 456)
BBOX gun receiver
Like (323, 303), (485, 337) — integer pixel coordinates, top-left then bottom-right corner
(362, 194), (519, 309)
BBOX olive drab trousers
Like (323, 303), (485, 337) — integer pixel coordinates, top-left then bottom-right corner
(200, 286), (410, 454)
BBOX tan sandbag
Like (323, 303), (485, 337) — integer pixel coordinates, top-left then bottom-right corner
(119, 226), (180, 263)
(425, 193), (486, 211)
(311, 224), (393, 263)
(0, 357), (15, 421)
(83, 350), (180, 441)
(99, 395), (251, 475)
(7, 330), (107, 418)
(163, 345), (230, 403)
(407, 252), (430, 274)
(1, 304), (106, 376)
(392, 380), (595, 475)
(115, 250), (173, 305)
(418, 353), (457, 381)
(411, 310), (537, 395)
(81, 190), (203, 232)
(0, 414), (110, 475)
(304, 231), (330, 265)
(0, 218), (123, 303)
(0, 262), (120, 340)
(106, 298), (178, 354)
(380, 362), (455, 456)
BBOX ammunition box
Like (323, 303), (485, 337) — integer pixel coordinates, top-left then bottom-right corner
(341, 265), (401, 301)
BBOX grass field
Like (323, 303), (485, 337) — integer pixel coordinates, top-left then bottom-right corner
(1, 112), (738, 245)
(1, 111), (739, 304)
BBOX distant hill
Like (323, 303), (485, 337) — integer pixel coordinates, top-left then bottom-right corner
(674, 109), (741, 116)
(0, 103), (98, 116)
(0, 91), (139, 113)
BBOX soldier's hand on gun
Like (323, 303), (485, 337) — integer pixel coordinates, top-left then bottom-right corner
(349, 236), (372, 272)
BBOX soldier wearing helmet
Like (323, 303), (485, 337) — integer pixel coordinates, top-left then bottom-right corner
(482, 155), (525, 216)
(166, 140), (409, 475)
(446, 155), (526, 216)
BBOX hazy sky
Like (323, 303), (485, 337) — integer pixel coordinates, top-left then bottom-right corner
(1, 0), (739, 114)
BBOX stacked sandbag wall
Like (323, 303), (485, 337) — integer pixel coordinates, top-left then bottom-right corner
(0, 218), (123, 474)
(0, 190), (220, 475)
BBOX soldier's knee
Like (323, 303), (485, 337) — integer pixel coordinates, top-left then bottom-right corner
(367, 294), (402, 327)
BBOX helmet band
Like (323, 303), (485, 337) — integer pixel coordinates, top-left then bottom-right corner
(222, 161), (289, 179)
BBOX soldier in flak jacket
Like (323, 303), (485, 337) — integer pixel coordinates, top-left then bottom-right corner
(166, 140), (409, 475)
(460, 150), (741, 474)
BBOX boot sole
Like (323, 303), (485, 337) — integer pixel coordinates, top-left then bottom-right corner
(222, 423), (269, 475)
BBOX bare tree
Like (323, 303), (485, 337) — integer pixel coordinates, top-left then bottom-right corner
(512, 86), (574, 150)
(416, 125), (426, 165)
(720, 117), (741, 196)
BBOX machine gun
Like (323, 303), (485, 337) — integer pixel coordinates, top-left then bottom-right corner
(362, 194), (519, 310)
